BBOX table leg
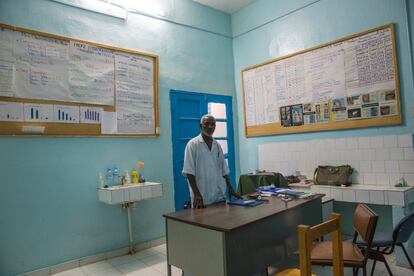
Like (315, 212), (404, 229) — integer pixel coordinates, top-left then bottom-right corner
(167, 263), (172, 276)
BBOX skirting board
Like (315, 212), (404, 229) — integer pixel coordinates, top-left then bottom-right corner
(19, 236), (166, 276)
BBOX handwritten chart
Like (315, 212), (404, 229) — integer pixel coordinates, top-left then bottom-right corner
(0, 23), (158, 136)
(242, 24), (400, 137)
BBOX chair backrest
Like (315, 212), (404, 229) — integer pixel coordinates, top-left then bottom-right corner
(352, 204), (378, 242)
(393, 211), (414, 244)
(298, 213), (344, 276)
(352, 204), (378, 261)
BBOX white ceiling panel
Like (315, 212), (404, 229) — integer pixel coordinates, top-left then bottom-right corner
(193, 0), (255, 14)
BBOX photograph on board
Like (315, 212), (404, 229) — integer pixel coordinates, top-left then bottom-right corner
(291, 104), (303, 126)
(280, 106), (292, 127)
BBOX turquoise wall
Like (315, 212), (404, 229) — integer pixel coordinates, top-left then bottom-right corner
(232, 0), (414, 173)
(1, 0), (414, 274)
(0, 0), (237, 275)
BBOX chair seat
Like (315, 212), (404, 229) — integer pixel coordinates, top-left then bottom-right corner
(274, 268), (316, 276)
(356, 231), (393, 247)
(311, 241), (364, 265)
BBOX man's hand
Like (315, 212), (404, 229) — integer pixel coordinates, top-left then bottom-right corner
(229, 190), (242, 200)
(193, 192), (205, 208)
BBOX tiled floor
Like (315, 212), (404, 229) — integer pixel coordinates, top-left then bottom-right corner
(53, 244), (181, 276)
(53, 243), (413, 276)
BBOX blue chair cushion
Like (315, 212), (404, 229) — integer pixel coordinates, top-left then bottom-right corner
(356, 232), (393, 247)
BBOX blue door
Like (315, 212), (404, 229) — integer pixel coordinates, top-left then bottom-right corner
(170, 90), (236, 211)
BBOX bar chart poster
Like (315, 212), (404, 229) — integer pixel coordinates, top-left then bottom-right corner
(0, 101), (24, 121)
(23, 103), (53, 122)
(53, 105), (80, 123)
(80, 106), (102, 124)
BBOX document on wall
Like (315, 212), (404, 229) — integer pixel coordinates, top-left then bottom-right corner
(0, 28), (15, 97)
(344, 28), (395, 96)
(305, 45), (346, 102)
(101, 111), (117, 134)
(243, 63), (279, 127)
(69, 41), (115, 105)
(13, 32), (70, 101)
(115, 52), (155, 134)
(0, 101), (23, 121)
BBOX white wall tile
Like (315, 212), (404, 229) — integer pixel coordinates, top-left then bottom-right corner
(387, 191), (405, 206)
(385, 161), (399, 173)
(343, 190), (356, 202)
(375, 149), (389, 160)
(389, 174), (402, 186)
(358, 137), (371, 149)
(351, 172), (362, 184)
(375, 173), (389, 185)
(404, 148), (414, 160)
(348, 161), (360, 172)
(369, 191), (385, 204)
(372, 161), (385, 173)
(363, 173), (376, 184)
(399, 161), (414, 173)
(332, 189), (343, 201)
(346, 137), (358, 149)
(398, 134), (413, 148)
(370, 136), (384, 148)
(350, 149), (363, 161)
(335, 138), (347, 148)
(338, 150), (349, 160)
(359, 161), (372, 173)
(404, 174), (414, 185)
(355, 190), (369, 203)
(296, 141), (306, 151)
(318, 187), (331, 198)
(390, 148), (404, 160)
(363, 149), (376, 161)
(383, 135), (398, 148)
(325, 139), (336, 150)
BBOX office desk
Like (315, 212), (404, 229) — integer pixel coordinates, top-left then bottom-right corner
(237, 173), (288, 195)
(164, 195), (323, 276)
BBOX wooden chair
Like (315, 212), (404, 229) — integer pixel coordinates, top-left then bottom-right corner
(275, 213), (344, 276)
(310, 204), (378, 276)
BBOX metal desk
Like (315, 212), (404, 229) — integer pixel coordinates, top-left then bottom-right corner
(164, 194), (323, 276)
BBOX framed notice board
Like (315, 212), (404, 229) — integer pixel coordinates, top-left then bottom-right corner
(241, 23), (401, 137)
(0, 23), (159, 137)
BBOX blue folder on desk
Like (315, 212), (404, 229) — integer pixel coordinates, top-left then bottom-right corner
(258, 187), (305, 197)
(227, 199), (264, 207)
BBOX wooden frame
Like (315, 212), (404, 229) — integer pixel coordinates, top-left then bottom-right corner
(241, 23), (401, 137)
(0, 23), (159, 137)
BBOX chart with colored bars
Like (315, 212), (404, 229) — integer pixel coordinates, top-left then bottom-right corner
(0, 102), (24, 121)
(24, 104), (54, 122)
(80, 107), (102, 124)
(54, 105), (80, 123)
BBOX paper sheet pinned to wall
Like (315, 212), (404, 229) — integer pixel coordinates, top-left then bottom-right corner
(101, 111), (117, 134)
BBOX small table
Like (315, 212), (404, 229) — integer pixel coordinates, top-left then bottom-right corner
(238, 172), (288, 195)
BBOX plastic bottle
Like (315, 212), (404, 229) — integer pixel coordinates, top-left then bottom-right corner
(125, 170), (131, 184)
(98, 172), (104, 188)
(132, 169), (138, 184)
(106, 168), (113, 187)
(113, 167), (119, 186)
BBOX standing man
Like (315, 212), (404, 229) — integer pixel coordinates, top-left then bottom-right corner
(182, 114), (241, 208)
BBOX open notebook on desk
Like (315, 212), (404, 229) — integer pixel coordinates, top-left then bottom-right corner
(258, 186), (305, 197)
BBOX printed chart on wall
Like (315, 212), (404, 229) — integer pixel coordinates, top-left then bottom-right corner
(0, 23), (158, 136)
(242, 24), (400, 137)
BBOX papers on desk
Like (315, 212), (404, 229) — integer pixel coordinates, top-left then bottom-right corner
(258, 186), (305, 197)
(227, 199), (265, 207)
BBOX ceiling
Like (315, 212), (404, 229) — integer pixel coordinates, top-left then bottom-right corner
(192, 0), (256, 14)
